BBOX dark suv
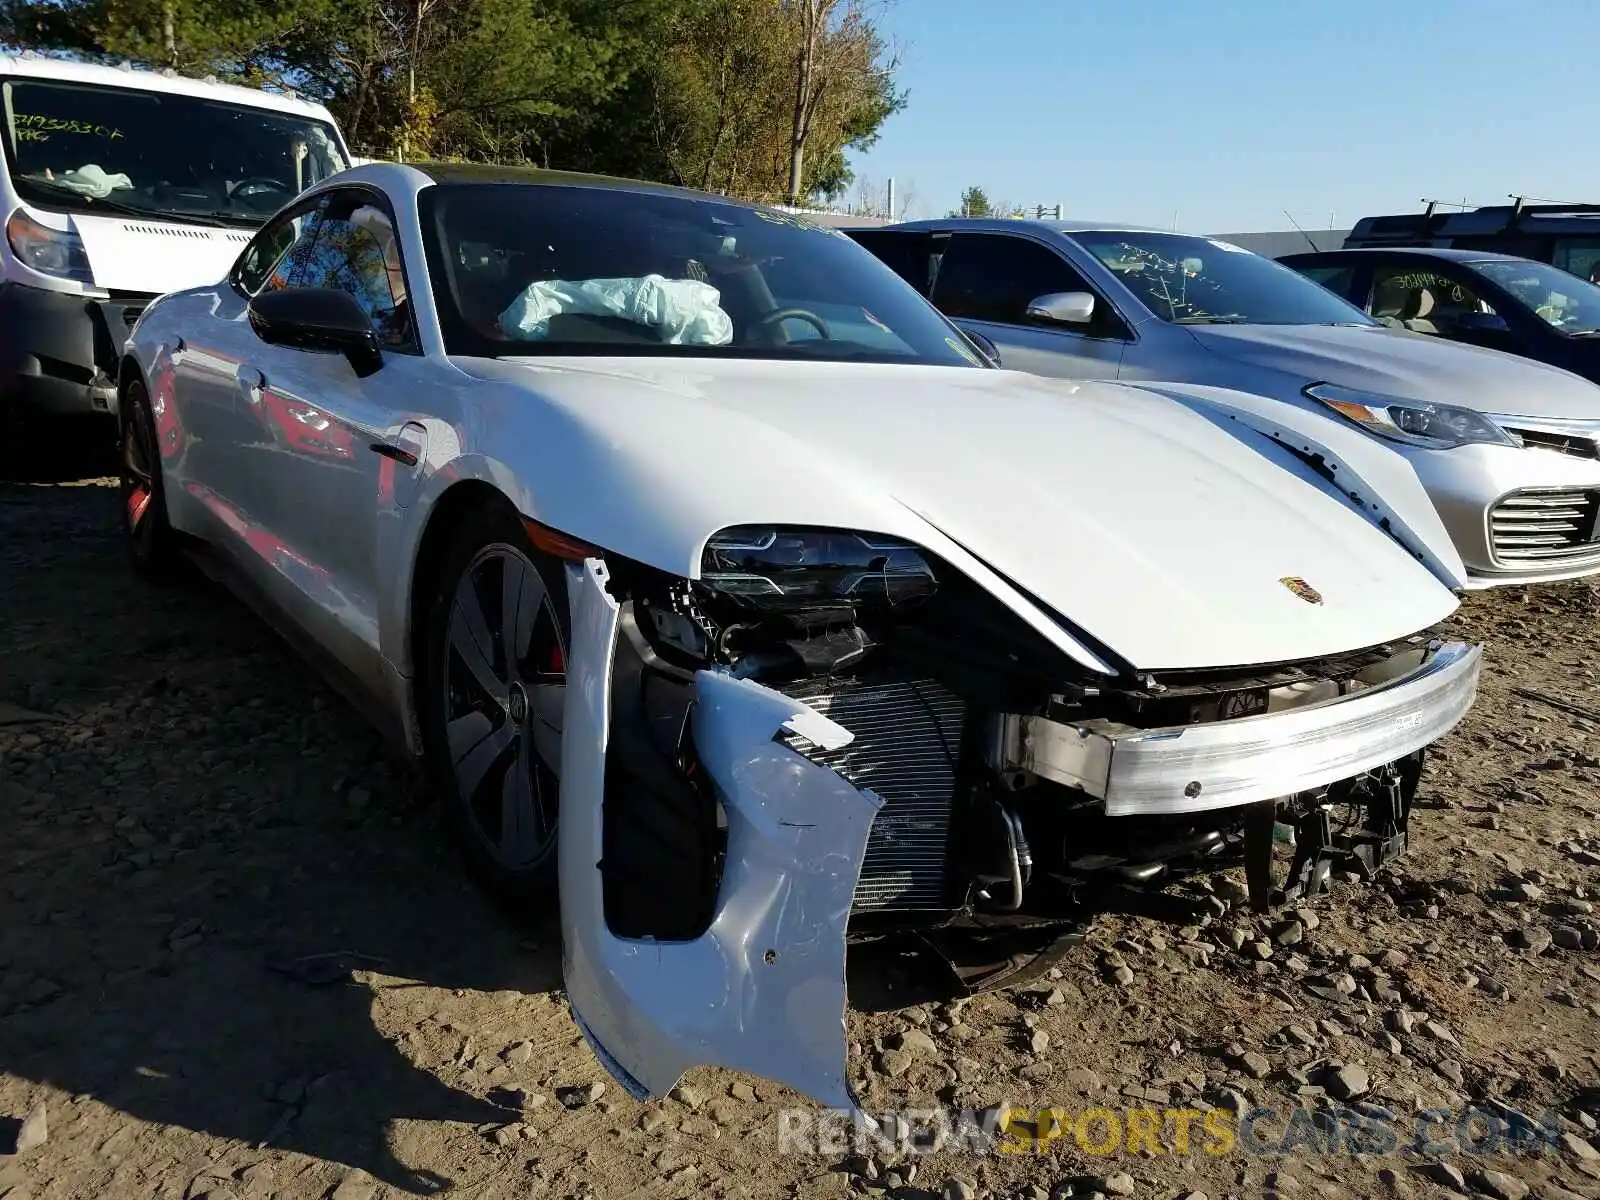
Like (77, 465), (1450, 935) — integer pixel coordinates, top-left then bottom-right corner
(1345, 199), (1600, 282)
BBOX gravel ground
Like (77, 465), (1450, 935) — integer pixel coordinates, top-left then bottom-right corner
(3, 465), (1600, 1200)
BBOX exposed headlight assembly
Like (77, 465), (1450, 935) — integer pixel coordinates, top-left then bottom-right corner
(697, 526), (937, 610)
(1305, 382), (1521, 450)
(5, 208), (93, 283)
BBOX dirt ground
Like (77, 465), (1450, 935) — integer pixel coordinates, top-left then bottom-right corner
(2, 463), (1599, 1200)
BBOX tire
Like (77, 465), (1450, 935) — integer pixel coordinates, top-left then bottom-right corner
(418, 505), (570, 907)
(120, 381), (183, 582)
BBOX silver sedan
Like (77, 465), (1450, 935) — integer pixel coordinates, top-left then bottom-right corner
(849, 219), (1600, 587)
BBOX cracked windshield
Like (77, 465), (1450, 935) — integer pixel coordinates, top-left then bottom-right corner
(1, 77), (346, 225)
(1075, 230), (1379, 326)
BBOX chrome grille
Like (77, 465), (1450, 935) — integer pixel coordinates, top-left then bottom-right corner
(780, 677), (964, 911)
(1489, 488), (1600, 563)
(1506, 427), (1600, 459)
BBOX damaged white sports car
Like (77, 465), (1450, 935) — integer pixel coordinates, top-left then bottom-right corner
(118, 162), (1483, 1111)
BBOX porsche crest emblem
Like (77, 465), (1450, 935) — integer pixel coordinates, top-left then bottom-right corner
(1280, 576), (1323, 605)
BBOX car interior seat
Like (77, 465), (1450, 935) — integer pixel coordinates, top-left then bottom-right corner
(1400, 287), (1441, 336)
(1370, 279), (1409, 322)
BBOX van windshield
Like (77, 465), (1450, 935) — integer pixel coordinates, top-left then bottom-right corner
(1, 77), (347, 226)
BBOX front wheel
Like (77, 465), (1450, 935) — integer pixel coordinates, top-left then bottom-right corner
(418, 507), (570, 906)
(120, 381), (182, 582)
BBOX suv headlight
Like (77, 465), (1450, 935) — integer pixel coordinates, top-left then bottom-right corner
(1305, 383), (1521, 450)
(697, 526), (937, 611)
(5, 209), (94, 283)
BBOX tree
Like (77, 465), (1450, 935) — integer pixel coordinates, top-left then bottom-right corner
(779, 0), (899, 205)
(0, 0), (341, 76)
(564, 0), (901, 205)
(0, 0), (906, 197)
(946, 187), (1028, 219)
(951, 185), (991, 218)
(893, 176), (918, 219)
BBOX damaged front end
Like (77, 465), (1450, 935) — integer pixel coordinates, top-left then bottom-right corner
(558, 530), (1482, 1111)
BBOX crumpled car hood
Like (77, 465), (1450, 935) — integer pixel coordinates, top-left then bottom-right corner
(458, 357), (1460, 671)
(1188, 322), (1600, 418)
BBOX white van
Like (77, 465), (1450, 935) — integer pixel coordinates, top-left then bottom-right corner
(0, 53), (350, 427)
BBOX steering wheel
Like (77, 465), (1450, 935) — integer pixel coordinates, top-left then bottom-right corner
(760, 307), (832, 340)
(229, 177), (291, 201)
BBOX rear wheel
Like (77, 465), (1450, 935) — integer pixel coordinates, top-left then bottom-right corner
(119, 381), (182, 582)
(419, 507), (569, 905)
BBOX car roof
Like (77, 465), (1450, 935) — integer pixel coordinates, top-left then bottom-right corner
(408, 162), (761, 206)
(874, 217), (1172, 236)
(0, 51), (339, 122)
(1282, 246), (1529, 265)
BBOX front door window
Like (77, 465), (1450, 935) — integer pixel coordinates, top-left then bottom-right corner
(1367, 264), (1496, 339)
(932, 233), (1116, 333)
(262, 191), (417, 352)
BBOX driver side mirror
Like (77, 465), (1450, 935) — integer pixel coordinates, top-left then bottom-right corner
(1455, 311), (1511, 335)
(248, 287), (384, 378)
(1026, 291), (1096, 326)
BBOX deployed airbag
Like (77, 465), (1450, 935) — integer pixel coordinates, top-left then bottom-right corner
(44, 163), (133, 198)
(499, 275), (734, 345)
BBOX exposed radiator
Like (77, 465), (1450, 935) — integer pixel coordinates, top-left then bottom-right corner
(779, 676), (965, 911)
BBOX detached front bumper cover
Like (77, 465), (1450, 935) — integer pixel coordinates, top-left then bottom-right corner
(994, 641), (1481, 816)
(560, 558), (880, 1114)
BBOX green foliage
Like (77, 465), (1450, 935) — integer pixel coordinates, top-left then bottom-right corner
(946, 187), (1026, 219)
(952, 185), (991, 218)
(0, 0), (903, 202)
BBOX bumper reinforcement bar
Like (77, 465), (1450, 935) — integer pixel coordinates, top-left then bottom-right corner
(992, 641), (1481, 817)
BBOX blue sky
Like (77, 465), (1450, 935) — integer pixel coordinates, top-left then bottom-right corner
(851, 0), (1598, 233)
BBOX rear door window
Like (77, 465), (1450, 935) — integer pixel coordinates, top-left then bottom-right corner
(1292, 263), (1359, 299)
(846, 230), (937, 296)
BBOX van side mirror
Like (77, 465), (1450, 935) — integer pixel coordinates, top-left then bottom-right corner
(1026, 291), (1096, 326)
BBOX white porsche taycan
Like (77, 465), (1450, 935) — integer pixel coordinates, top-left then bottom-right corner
(117, 161), (1483, 1111)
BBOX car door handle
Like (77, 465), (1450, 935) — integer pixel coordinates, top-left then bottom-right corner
(369, 441), (419, 467)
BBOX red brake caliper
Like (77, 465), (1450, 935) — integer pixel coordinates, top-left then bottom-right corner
(126, 435), (151, 529)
